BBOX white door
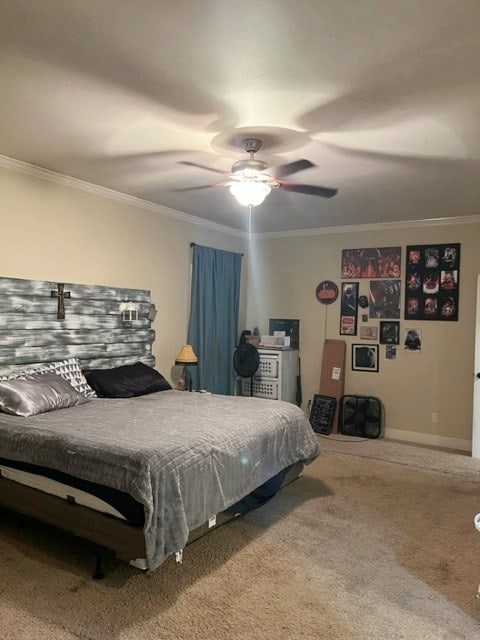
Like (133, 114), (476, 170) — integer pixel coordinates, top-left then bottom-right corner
(472, 275), (480, 457)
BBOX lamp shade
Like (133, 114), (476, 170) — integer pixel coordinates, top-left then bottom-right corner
(229, 181), (271, 207)
(175, 344), (198, 365)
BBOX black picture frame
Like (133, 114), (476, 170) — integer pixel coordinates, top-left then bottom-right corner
(352, 344), (379, 372)
(339, 282), (359, 335)
(379, 321), (400, 345)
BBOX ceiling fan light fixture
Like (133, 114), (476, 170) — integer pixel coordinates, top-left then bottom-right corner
(229, 181), (272, 207)
(176, 136), (338, 206)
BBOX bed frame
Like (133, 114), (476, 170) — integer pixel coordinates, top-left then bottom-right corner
(0, 462), (304, 578)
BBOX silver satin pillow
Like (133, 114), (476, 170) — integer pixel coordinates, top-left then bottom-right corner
(0, 372), (91, 417)
(0, 357), (97, 399)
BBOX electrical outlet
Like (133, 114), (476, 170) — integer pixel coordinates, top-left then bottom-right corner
(432, 412), (439, 424)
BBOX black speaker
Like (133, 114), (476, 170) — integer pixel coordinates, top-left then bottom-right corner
(339, 395), (382, 438)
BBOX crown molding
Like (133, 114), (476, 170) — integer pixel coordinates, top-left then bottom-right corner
(2, 154), (479, 239)
(0, 154), (246, 239)
(255, 214), (480, 239)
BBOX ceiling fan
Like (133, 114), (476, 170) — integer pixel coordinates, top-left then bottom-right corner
(175, 138), (338, 207)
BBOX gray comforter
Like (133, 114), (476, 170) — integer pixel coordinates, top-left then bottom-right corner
(0, 390), (320, 569)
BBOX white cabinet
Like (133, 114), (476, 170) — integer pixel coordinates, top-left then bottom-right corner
(240, 348), (298, 403)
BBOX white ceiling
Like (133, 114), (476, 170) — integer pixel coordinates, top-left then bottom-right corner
(2, 0), (480, 234)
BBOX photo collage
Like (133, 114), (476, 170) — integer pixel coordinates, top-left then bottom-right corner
(338, 243), (460, 369)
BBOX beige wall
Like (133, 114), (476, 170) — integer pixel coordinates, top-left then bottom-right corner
(245, 224), (480, 451)
(2, 162), (479, 450)
(0, 165), (248, 381)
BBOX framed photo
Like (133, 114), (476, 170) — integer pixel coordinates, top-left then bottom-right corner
(379, 321), (400, 345)
(339, 282), (359, 335)
(351, 344), (379, 372)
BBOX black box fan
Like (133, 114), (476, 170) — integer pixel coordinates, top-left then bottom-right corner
(339, 395), (382, 439)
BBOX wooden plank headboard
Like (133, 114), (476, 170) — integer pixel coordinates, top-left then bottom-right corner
(0, 276), (155, 376)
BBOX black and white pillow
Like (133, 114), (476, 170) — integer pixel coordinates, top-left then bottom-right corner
(1, 357), (97, 398)
(41, 358), (97, 398)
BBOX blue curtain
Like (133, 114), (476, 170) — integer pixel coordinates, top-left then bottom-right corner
(187, 244), (243, 394)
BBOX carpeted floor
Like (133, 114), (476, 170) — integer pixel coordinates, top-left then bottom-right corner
(1, 436), (480, 639)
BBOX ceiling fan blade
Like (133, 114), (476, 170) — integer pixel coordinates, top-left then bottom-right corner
(177, 160), (227, 175)
(280, 183), (338, 198)
(274, 159), (315, 179)
(172, 184), (217, 192)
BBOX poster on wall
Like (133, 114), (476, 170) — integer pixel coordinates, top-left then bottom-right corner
(404, 243), (460, 321)
(404, 328), (422, 352)
(341, 247), (401, 279)
(359, 326), (378, 341)
(386, 345), (397, 360)
(339, 282), (359, 335)
(369, 280), (401, 318)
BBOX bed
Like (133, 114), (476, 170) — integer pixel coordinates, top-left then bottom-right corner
(0, 388), (319, 573)
(0, 276), (320, 576)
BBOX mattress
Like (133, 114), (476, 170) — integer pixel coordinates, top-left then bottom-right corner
(0, 458), (297, 526)
(0, 464), (129, 521)
(0, 453), (145, 524)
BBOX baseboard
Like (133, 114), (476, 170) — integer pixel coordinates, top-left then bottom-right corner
(385, 427), (472, 453)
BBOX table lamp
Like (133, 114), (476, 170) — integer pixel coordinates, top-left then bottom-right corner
(175, 344), (198, 391)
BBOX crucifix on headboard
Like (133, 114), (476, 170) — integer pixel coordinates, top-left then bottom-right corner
(50, 283), (71, 319)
